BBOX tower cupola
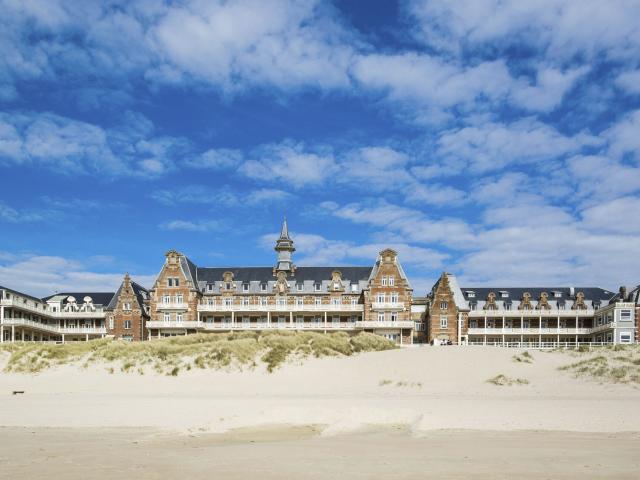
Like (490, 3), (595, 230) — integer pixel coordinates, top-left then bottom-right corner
(274, 218), (295, 274)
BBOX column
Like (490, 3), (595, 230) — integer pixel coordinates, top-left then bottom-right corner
(457, 313), (462, 345)
(231, 311), (235, 327)
(12, 324), (15, 342)
(62, 333), (65, 344)
(324, 311), (328, 334)
(290, 311), (293, 327)
(21, 329), (25, 341)
(267, 311), (271, 328)
(400, 329), (403, 345)
(0, 305), (4, 343)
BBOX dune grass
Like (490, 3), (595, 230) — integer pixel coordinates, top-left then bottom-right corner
(487, 374), (530, 386)
(512, 351), (534, 363)
(0, 331), (396, 375)
(557, 345), (640, 384)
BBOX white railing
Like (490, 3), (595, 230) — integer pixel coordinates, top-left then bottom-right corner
(358, 321), (414, 329)
(2, 318), (106, 335)
(199, 322), (357, 330)
(1, 298), (106, 318)
(371, 302), (405, 310)
(466, 341), (615, 349)
(155, 303), (189, 311)
(467, 322), (617, 336)
(468, 309), (595, 318)
(197, 303), (364, 313)
(146, 321), (202, 329)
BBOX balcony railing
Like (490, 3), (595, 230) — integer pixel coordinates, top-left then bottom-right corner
(468, 309), (595, 318)
(358, 320), (414, 329)
(197, 303), (364, 313)
(2, 318), (106, 335)
(146, 321), (360, 331)
(371, 302), (405, 310)
(467, 322), (617, 336)
(1, 299), (106, 318)
(155, 302), (189, 311)
(146, 321), (203, 329)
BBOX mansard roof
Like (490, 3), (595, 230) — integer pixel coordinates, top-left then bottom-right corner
(0, 285), (45, 303)
(42, 292), (116, 306)
(461, 287), (615, 303)
(197, 266), (372, 284)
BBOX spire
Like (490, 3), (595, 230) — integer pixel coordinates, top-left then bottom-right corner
(279, 217), (290, 240)
(274, 218), (295, 273)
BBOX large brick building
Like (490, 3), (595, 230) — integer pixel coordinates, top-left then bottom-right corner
(1, 221), (638, 346)
(146, 220), (415, 344)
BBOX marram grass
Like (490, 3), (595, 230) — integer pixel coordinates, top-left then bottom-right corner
(0, 331), (396, 375)
(557, 345), (640, 384)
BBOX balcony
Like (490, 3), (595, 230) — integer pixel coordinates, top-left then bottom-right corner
(49, 308), (106, 319)
(467, 323), (617, 336)
(468, 309), (595, 318)
(1, 298), (106, 318)
(155, 302), (189, 311)
(371, 302), (405, 310)
(2, 318), (106, 335)
(358, 320), (414, 329)
(198, 303), (364, 313)
(146, 321), (203, 329)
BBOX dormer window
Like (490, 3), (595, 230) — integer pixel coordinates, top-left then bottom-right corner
(225, 282), (233, 290)
(242, 283), (249, 292)
(351, 283), (358, 293)
(296, 283), (304, 292)
(260, 283), (267, 292)
(314, 283), (322, 292)
(467, 291), (475, 298)
(440, 301), (448, 310)
(206, 284), (214, 293)
(553, 291), (562, 298)
(500, 292), (509, 298)
(123, 302), (131, 311)
(168, 278), (180, 287)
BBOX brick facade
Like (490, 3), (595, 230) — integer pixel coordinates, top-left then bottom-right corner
(426, 272), (462, 344)
(105, 274), (148, 341)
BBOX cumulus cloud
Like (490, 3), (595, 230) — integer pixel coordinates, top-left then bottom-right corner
(0, 253), (155, 297)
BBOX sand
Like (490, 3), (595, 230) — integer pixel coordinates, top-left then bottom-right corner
(1, 346), (639, 478)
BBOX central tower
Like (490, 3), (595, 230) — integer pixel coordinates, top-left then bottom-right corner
(274, 217), (295, 274)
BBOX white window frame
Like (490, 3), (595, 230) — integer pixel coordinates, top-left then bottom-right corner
(123, 302), (132, 311)
(620, 333), (632, 344)
(176, 313), (183, 323)
(620, 310), (632, 321)
(390, 311), (398, 322)
(108, 317), (114, 329)
(381, 276), (388, 286)
(389, 276), (395, 286)
(440, 301), (447, 310)
(351, 283), (358, 293)
(314, 297), (322, 306)
(242, 283), (249, 292)
(124, 320), (132, 330)
(376, 293), (385, 303)
(440, 315), (448, 329)
(377, 311), (385, 322)
(164, 313), (171, 322)
(297, 283), (304, 292)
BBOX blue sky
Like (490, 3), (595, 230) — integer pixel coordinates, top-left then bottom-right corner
(1, 0), (639, 296)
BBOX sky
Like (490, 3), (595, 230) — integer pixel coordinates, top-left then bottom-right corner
(1, 0), (639, 297)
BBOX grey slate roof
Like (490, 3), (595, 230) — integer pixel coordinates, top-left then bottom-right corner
(42, 292), (115, 306)
(197, 266), (372, 284)
(106, 281), (149, 311)
(461, 287), (616, 310)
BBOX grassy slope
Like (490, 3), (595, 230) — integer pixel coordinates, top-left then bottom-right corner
(557, 344), (640, 384)
(0, 331), (396, 375)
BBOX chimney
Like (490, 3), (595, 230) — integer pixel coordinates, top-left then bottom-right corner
(619, 286), (627, 301)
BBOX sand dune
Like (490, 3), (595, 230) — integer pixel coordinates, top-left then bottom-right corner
(1, 347), (639, 478)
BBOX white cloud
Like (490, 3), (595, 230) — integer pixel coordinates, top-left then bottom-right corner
(435, 118), (601, 173)
(580, 196), (640, 234)
(0, 253), (155, 297)
(510, 66), (589, 112)
(0, 111), (186, 177)
(150, 185), (291, 207)
(239, 142), (338, 188)
(567, 155), (640, 203)
(616, 70), (640, 95)
(185, 148), (243, 170)
(160, 219), (221, 232)
(407, 0), (640, 62)
(605, 109), (640, 161)
(0, 201), (46, 223)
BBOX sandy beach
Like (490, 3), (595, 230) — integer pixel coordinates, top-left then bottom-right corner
(1, 347), (639, 478)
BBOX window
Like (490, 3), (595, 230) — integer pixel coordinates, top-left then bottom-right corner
(225, 282), (233, 290)
(415, 322), (424, 331)
(296, 316), (304, 324)
(277, 297), (287, 306)
(123, 302), (131, 311)
(314, 297), (322, 306)
(378, 312), (385, 322)
(224, 297), (233, 307)
(389, 276), (395, 286)
(500, 292), (509, 298)
(620, 333), (632, 344)
(440, 315), (448, 328)
(124, 320), (132, 330)
(331, 297), (340, 306)
(242, 283), (249, 292)
(381, 276), (388, 286)
(296, 283), (304, 292)
(504, 303), (511, 311)
(108, 317), (114, 329)
(351, 283), (358, 293)
(376, 293), (385, 303)
(176, 294), (183, 303)
(350, 298), (358, 306)
(260, 283), (267, 292)
(296, 297), (304, 306)
(167, 278), (179, 287)
(242, 317), (250, 325)
(314, 283), (321, 292)
(390, 311), (398, 322)
(440, 301), (448, 310)
(242, 298), (250, 306)
(206, 284), (214, 292)
(332, 316), (340, 324)
(164, 313), (170, 322)
(470, 320), (477, 328)
(278, 316), (286, 325)
(620, 310), (632, 321)
(260, 297), (268, 306)
(554, 292), (562, 298)
(163, 295), (170, 304)
(207, 298), (215, 306)
(176, 314), (183, 322)
(467, 291), (475, 298)
(390, 293), (399, 303)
